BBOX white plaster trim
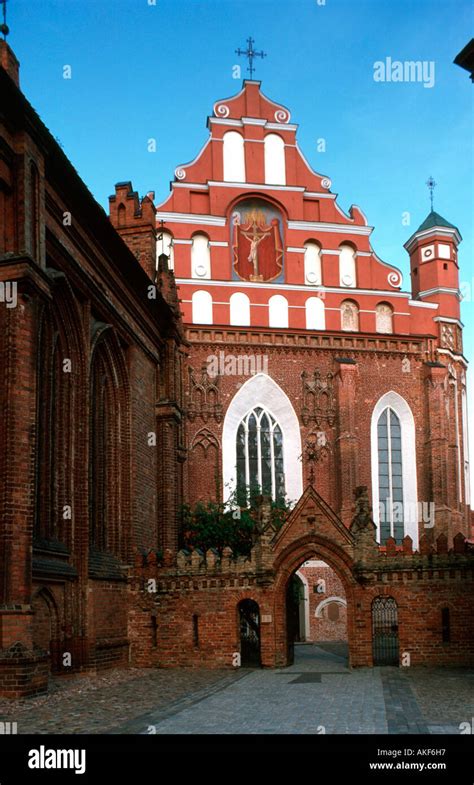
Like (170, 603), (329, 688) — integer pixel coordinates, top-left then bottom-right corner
(173, 137), (211, 180)
(209, 241), (228, 247)
(370, 391), (419, 549)
(404, 226), (461, 250)
(315, 596), (347, 618)
(305, 192), (337, 199)
(288, 220), (372, 235)
(222, 373), (303, 506)
(175, 278), (413, 298)
(258, 87), (292, 124)
(173, 239), (193, 245)
(207, 180), (305, 192)
(156, 212), (226, 226)
(173, 183), (209, 190)
(408, 300), (438, 309)
(241, 117), (267, 126)
(209, 117), (243, 128)
(417, 287), (461, 299)
(286, 247), (371, 257)
(294, 140), (325, 182)
(434, 316), (464, 327)
(437, 349), (467, 365)
(265, 123), (298, 131)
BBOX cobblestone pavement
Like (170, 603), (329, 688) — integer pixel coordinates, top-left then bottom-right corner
(0, 668), (241, 734)
(118, 644), (474, 736)
(1, 644), (472, 735)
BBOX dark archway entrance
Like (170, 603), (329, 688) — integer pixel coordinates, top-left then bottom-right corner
(238, 599), (261, 667)
(285, 558), (349, 667)
(372, 596), (399, 665)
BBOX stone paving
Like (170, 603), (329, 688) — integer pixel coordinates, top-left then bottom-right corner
(118, 644), (474, 736)
(0, 643), (472, 735)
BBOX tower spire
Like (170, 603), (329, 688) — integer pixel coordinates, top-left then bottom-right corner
(1, 0), (9, 40)
(235, 37), (266, 80)
(426, 176), (436, 212)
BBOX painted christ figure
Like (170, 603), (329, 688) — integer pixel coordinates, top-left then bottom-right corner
(232, 208), (283, 281)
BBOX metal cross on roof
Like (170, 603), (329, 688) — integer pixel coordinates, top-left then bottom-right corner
(1, 0), (9, 39)
(235, 37), (266, 80)
(426, 176), (437, 211)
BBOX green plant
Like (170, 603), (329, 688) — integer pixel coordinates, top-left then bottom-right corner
(180, 487), (292, 557)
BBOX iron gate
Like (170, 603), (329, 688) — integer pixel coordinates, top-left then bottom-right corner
(372, 596), (399, 665)
(238, 600), (261, 667)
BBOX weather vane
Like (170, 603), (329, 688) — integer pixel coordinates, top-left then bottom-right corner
(235, 37), (266, 80)
(0, 0), (8, 40)
(426, 176), (436, 212)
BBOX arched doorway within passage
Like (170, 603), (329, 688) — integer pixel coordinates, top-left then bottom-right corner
(284, 557), (349, 668)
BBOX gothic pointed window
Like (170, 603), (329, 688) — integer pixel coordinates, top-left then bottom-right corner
(236, 407), (285, 504)
(377, 408), (404, 544)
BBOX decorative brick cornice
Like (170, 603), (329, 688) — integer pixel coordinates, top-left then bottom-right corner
(185, 326), (427, 358)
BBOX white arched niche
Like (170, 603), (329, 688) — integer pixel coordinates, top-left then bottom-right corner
(304, 241), (322, 285)
(264, 134), (286, 185)
(191, 233), (211, 279)
(223, 131), (246, 182)
(191, 290), (213, 324)
(339, 244), (357, 287)
(268, 294), (289, 328)
(222, 373), (303, 506)
(230, 292), (250, 326)
(315, 596), (347, 618)
(305, 297), (325, 330)
(370, 391), (419, 548)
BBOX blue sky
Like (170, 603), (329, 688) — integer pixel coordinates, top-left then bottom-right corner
(7, 0), (474, 502)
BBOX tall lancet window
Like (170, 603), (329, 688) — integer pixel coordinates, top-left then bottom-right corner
(264, 134), (286, 185)
(223, 131), (245, 182)
(377, 408), (404, 544)
(236, 407), (285, 504)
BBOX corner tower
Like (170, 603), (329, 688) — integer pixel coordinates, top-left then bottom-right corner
(405, 210), (463, 355)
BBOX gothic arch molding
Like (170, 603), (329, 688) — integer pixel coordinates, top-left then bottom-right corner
(370, 390), (418, 548)
(222, 373), (303, 504)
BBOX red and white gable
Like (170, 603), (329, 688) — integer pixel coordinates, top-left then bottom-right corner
(156, 81), (446, 336)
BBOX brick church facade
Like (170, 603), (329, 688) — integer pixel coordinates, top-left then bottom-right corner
(0, 43), (473, 696)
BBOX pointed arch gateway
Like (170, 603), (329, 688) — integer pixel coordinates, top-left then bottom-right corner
(222, 373), (303, 505)
(271, 486), (357, 667)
